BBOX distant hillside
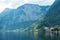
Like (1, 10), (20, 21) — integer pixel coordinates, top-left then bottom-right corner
(44, 0), (60, 27)
(0, 4), (49, 30)
(36, 0), (60, 29)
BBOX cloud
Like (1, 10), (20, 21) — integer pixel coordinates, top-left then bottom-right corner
(26, 0), (55, 6)
(0, 0), (55, 13)
(10, 0), (55, 8)
(0, 3), (7, 13)
(0, 0), (55, 8)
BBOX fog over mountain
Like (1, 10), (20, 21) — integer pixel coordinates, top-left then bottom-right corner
(0, 0), (55, 13)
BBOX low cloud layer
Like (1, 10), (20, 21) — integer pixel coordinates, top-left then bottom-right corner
(0, 0), (55, 12)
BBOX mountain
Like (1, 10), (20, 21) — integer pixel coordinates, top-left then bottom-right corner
(44, 0), (60, 27)
(36, 0), (60, 29)
(0, 4), (49, 30)
(15, 4), (49, 21)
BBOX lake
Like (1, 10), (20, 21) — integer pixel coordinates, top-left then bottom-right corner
(0, 31), (60, 40)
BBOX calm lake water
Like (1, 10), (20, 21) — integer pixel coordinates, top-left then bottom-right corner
(0, 31), (60, 40)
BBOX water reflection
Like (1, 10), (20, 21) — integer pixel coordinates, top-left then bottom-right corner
(0, 31), (60, 40)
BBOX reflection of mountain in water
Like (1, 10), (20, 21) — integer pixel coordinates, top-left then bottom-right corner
(0, 4), (49, 30)
(1, 32), (60, 40)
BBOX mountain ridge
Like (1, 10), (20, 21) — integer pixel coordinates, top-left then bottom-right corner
(0, 4), (49, 30)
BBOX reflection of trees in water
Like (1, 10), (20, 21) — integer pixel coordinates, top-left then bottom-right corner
(50, 32), (60, 40)
(2, 31), (6, 40)
(33, 32), (46, 40)
(0, 32), (3, 40)
(33, 32), (39, 40)
(42, 32), (60, 40)
(38, 32), (50, 40)
(1, 32), (60, 40)
(33, 32), (60, 40)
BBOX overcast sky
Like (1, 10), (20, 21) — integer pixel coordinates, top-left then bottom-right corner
(0, 0), (55, 13)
